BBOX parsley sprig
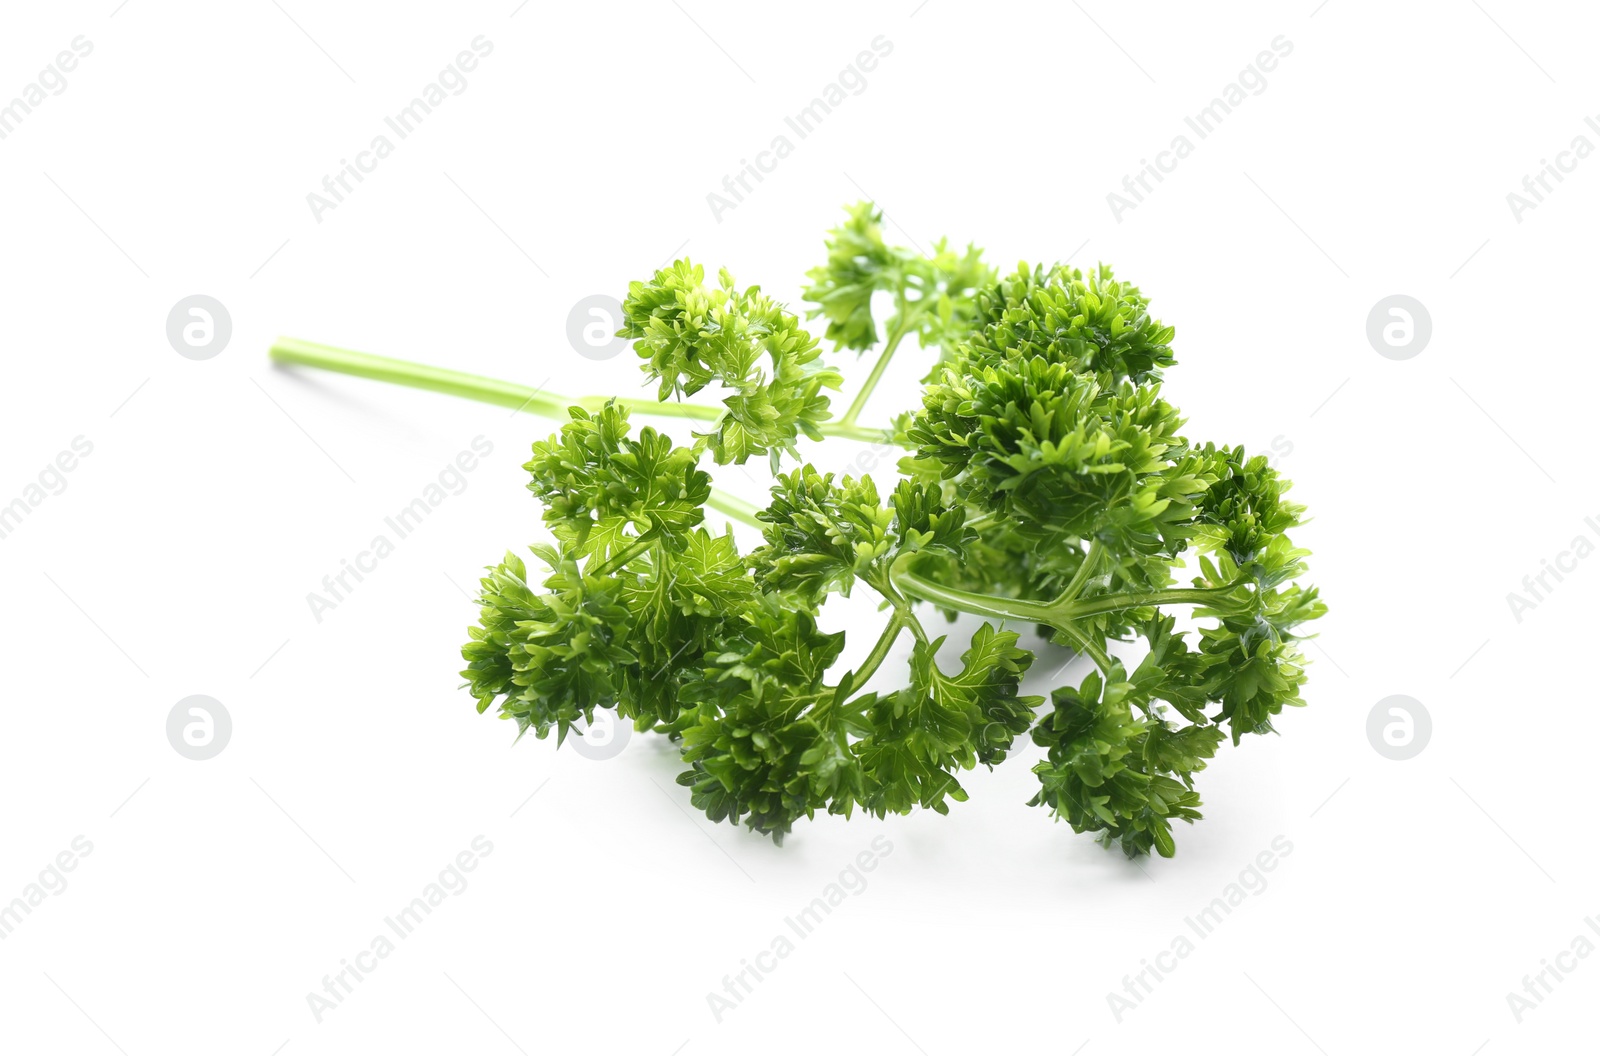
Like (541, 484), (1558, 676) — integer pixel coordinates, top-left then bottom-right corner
(269, 203), (1324, 858)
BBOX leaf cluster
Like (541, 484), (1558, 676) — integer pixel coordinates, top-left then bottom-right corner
(463, 204), (1325, 857)
(619, 260), (841, 466)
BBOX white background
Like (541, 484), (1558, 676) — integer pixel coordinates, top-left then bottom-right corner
(1, 1), (1594, 1052)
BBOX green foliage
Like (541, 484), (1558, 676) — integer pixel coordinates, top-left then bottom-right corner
(802, 201), (994, 359)
(1028, 662), (1225, 859)
(619, 260), (842, 466)
(526, 402), (710, 561)
(462, 203), (1325, 859)
(968, 262), (1176, 383)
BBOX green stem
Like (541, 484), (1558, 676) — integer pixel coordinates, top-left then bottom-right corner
(819, 420), (892, 444)
(1056, 586), (1242, 620)
(888, 554), (1113, 674)
(270, 338), (574, 418)
(888, 553), (1060, 626)
(841, 323), (909, 426)
(590, 534), (657, 577)
(271, 338), (890, 444)
(704, 489), (765, 530)
(574, 394), (721, 421)
(1051, 622), (1117, 677)
(579, 393), (890, 443)
(1055, 540), (1107, 605)
(868, 570), (930, 646)
(271, 337), (776, 530)
(888, 554), (1251, 676)
(889, 555), (1246, 629)
(849, 613), (906, 688)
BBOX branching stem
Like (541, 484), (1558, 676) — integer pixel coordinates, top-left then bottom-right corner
(1055, 540), (1107, 605)
(887, 553), (1251, 675)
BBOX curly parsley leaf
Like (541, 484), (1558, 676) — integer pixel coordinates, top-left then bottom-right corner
(620, 260), (842, 466)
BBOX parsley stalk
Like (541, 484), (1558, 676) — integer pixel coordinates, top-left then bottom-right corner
(270, 338), (887, 446)
(268, 337), (877, 528)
